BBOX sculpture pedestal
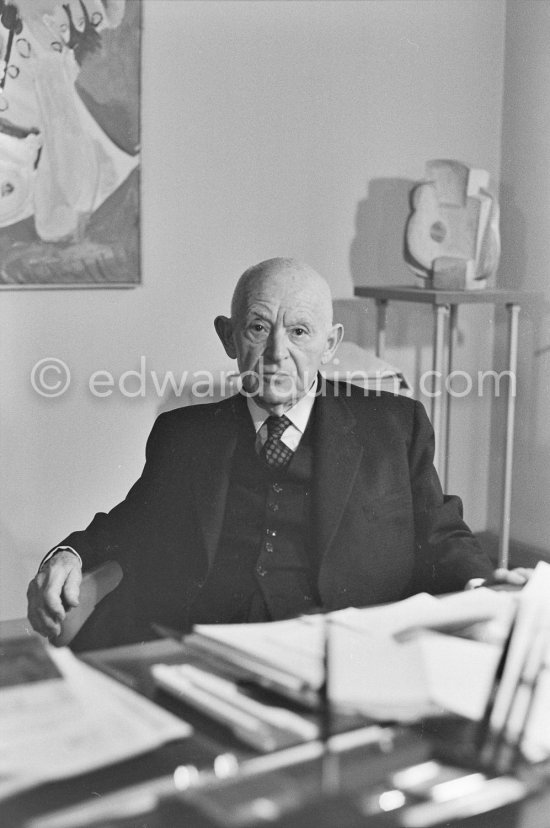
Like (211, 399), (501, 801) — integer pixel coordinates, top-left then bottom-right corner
(354, 284), (535, 569)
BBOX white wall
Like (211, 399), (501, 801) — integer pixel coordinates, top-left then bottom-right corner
(1, 0), (506, 619)
(490, 0), (550, 550)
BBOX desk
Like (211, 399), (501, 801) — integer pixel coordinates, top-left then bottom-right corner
(354, 286), (535, 569)
(0, 637), (252, 828)
(3, 634), (550, 828)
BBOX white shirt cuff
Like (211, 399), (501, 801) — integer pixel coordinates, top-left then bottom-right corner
(464, 577), (487, 590)
(40, 546), (83, 571)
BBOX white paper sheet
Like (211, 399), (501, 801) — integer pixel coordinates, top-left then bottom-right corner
(193, 616), (326, 688)
(0, 645), (191, 800)
(487, 562), (550, 761)
(192, 584), (550, 762)
(332, 588), (515, 640)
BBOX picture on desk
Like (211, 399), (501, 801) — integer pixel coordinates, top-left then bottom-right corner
(0, 0), (141, 288)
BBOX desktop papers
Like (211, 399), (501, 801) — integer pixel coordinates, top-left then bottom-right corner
(194, 576), (550, 763)
(192, 615), (327, 690)
(328, 624), (501, 721)
(485, 562), (550, 763)
(191, 589), (517, 721)
(0, 642), (191, 800)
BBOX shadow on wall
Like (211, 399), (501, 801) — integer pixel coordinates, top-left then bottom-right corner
(347, 177), (432, 381)
(495, 181), (527, 291)
(349, 177), (414, 291)
(487, 180), (550, 543)
(486, 179), (535, 533)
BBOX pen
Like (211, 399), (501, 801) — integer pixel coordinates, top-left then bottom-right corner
(152, 664), (279, 752)
(152, 621), (319, 708)
(151, 622), (185, 641)
(168, 664), (318, 740)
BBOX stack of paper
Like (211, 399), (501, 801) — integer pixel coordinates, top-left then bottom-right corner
(191, 571), (550, 762)
(485, 562), (550, 763)
(190, 615), (326, 692)
(0, 638), (191, 800)
(190, 589), (518, 722)
(328, 624), (501, 721)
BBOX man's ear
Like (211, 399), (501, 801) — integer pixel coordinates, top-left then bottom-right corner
(320, 323), (344, 364)
(214, 315), (237, 359)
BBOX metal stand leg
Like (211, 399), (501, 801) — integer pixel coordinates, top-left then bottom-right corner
(440, 305), (457, 492)
(375, 300), (388, 359)
(499, 304), (520, 569)
(432, 304), (450, 482)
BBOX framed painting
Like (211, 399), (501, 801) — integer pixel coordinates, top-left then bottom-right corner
(0, 0), (141, 288)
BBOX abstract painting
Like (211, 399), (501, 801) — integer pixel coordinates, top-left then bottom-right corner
(0, 0), (140, 287)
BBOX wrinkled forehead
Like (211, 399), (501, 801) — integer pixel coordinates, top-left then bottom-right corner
(233, 267), (333, 325)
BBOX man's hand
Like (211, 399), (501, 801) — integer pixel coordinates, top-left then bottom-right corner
(27, 550), (82, 639)
(485, 567), (534, 588)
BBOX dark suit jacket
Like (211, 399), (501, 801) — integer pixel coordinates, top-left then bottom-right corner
(62, 380), (493, 642)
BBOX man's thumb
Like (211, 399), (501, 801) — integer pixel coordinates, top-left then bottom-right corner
(63, 567), (82, 607)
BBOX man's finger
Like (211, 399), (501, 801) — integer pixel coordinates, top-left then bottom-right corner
(27, 578), (60, 633)
(494, 567), (528, 585)
(27, 552), (83, 640)
(38, 607), (62, 638)
(513, 567), (534, 581)
(28, 604), (61, 638)
(42, 558), (80, 618)
(62, 566), (82, 608)
(42, 580), (67, 621)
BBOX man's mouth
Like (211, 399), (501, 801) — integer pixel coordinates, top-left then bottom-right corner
(262, 372), (291, 382)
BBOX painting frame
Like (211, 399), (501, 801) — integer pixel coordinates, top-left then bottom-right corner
(0, 0), (141, 290)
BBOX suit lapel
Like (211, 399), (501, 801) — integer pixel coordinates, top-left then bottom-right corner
(312, 380), (364, 562)
(191, 394), (248, 569)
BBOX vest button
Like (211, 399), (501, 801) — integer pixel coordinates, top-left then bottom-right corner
(256, 564), (267, 577)
(266, 528), (277, 537)
(272, 482), (283, 494)
(268, 502), (279, 512)
(264, 541), (274, 553)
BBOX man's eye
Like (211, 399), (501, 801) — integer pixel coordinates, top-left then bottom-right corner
(291, 327), (306, 337)
(248, 323), (267, 336)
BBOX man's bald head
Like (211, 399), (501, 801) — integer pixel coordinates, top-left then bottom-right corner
(231, 258), (334, 328)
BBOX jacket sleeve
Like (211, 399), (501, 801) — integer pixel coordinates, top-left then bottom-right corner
(408, 400), (493, 593)
(54, 413), (176, 573)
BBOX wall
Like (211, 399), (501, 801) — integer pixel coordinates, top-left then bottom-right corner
(0, 0), (506, 619)
(490, 0), (550, 550)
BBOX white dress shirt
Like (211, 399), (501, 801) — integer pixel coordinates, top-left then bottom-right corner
(246, 378), (318, 454)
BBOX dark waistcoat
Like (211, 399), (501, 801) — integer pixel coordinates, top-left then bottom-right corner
(188, 415), (318, 624)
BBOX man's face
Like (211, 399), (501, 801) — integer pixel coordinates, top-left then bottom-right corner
(217, 267), (342, 412)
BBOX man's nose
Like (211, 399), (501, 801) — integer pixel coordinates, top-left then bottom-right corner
(264, 327), (288, 363)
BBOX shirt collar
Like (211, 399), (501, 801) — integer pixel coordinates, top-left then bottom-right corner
(246, 377), (318, 434)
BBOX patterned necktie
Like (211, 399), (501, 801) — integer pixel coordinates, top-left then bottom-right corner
(262, 415), (294, 469)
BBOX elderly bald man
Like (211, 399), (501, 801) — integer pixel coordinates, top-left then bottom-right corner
(27, 258), (529, 646)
